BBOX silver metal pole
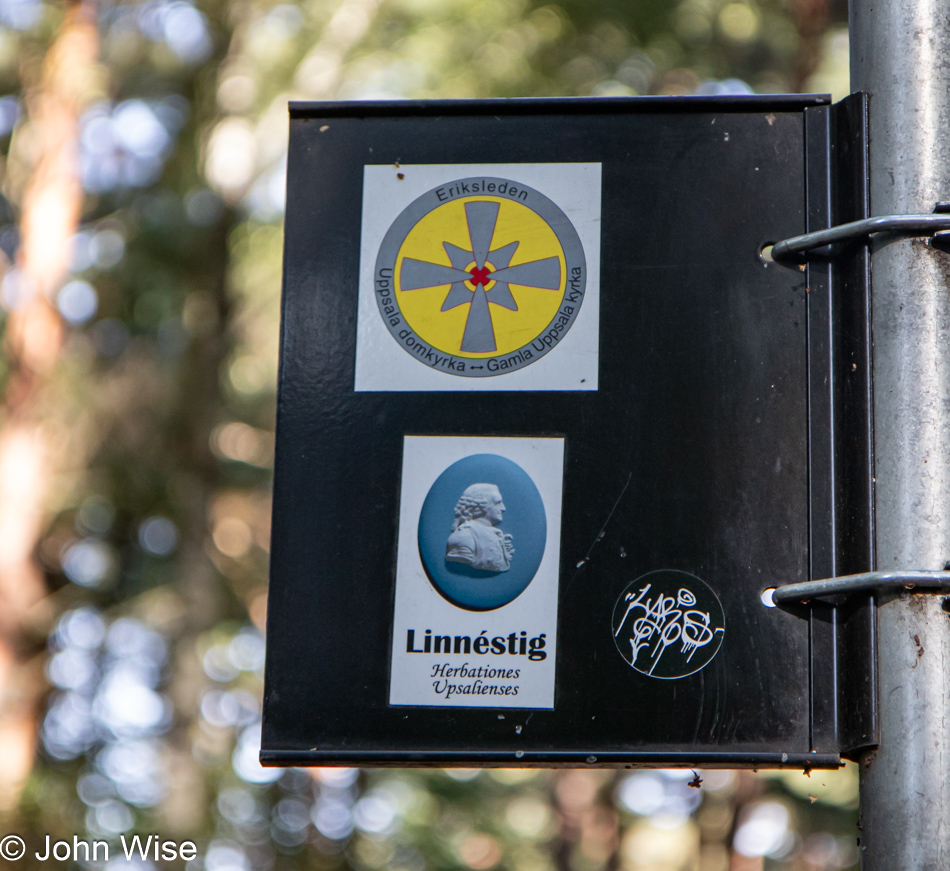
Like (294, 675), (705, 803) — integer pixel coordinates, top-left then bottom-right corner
(851, 1), (950, 867)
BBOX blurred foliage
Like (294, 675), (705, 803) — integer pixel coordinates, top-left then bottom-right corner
(0, 0), (857, 870)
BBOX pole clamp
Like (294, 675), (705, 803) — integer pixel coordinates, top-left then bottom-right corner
(771, 570), (950, 608)
(770, 204), (950, 264)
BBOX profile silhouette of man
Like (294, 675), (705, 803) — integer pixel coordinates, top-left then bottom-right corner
(445, 483), (514, 572)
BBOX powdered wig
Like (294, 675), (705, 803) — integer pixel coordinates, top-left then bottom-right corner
(451, 483), (502, 531)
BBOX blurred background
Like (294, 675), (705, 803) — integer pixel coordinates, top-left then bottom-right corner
(0, 0), (857, 868)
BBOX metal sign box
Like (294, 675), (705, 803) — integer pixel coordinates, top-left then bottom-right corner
(262, 94), (874, 768)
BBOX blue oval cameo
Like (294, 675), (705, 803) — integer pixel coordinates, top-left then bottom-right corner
(418, 454), (547, 611)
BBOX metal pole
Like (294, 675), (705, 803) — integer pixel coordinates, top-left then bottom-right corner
(850, 1), (950, 867)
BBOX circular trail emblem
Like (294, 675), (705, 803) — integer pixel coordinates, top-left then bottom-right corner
(375, 178), (586, 377)
(418, 454), (547, 611)
(611, 570), (725, 679)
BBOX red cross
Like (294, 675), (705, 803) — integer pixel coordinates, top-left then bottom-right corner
(469, 266), (491, 287)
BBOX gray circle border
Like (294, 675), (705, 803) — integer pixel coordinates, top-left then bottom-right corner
(373, 177), (587, 377)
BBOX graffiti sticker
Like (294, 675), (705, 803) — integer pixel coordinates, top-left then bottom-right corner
(611, 570), (725, 679)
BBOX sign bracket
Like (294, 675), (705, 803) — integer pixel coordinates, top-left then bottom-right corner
(772, 570), (950, 605)
(770, 205), (950, 263)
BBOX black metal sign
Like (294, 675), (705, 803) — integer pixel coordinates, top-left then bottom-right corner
(262, 94), (874, 768)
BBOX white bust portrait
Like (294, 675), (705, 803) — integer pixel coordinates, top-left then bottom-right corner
(444, 483), (515, 573)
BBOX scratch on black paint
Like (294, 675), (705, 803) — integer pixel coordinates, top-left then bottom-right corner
(566, 472), (632, 592)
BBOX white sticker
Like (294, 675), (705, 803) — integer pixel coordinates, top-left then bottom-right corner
(389, 436), (564, 708)
(355, 163), (602, 392)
